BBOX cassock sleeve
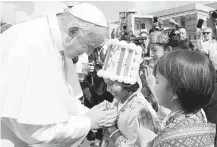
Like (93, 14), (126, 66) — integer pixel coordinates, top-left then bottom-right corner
(2, 116), (91, 147)
(30, 115), (91, 147)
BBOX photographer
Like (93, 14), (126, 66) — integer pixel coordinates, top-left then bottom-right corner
(139, 30), (150, 57)
(133, 30), (150, 57)
(177, 27), (194, 50)
(168, 18), (194, 50)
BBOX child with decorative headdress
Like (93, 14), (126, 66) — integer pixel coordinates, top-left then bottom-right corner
(139, 31), (172, 124)
(96, 39), (162, 147)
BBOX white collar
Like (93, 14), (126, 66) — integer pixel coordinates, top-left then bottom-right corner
(46, 14), (64, 52)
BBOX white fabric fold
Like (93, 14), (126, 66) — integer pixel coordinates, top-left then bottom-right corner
(1, 14), (81, 125)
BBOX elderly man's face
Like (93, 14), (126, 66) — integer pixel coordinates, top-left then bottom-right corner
(203, 31), (212, 41)
(62, 26), (108, 59)
(178, 28), (187, 41)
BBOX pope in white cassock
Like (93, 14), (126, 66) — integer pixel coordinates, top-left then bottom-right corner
(1, 3), (117, 147)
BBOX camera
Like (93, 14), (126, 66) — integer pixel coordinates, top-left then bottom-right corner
(166, 28), (180, 47)
(210, 10), (217, 19)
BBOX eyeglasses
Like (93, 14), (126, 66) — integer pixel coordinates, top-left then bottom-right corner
(203, 32), (211, 35)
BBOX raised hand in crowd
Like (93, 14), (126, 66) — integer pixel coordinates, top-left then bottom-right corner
(169, 18), (179, 27)
(144, 65), (156, 91)
(85, 101), (117, 130)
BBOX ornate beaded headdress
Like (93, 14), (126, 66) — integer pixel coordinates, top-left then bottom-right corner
(97, 39), (142, 85)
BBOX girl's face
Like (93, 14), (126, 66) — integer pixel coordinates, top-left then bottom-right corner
(154, 70), (174, 109)
(104, 79), (125, 99)
(149, 43), (165, 63)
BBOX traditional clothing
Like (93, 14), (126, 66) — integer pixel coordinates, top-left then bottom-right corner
(101, 91), (161, 147)
(152, 110), (216, 147)
(0, 4), (107, 145)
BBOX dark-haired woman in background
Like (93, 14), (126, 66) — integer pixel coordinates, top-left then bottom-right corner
(145, 50), (216, 147)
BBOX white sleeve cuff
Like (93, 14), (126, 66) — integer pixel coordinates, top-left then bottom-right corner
(30, 115), (91, 146)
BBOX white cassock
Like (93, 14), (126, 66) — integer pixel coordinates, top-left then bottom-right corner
(0, 13), (91, 147)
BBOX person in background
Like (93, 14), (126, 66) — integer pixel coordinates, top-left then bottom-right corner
(75, 53), (89, 82)
(83, 46), (114, 109)
(148, 31), (172, 65)
(129, 34), (136, 43)
(197, 27), (217, 55)
(146, 50), (216, 147)
(119, 25), (129, 41)
(177, 27), (194, 50)
(1, 3), (117, 147)
(201, 27), (214, 53)
(82, 46), (114, 143)
(139, 30), (150, 57)
(168, 19), (194, 50)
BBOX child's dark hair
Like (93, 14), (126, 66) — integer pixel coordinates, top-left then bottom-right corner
(122, 82), (139, 93)
(154, 49), (216, 113)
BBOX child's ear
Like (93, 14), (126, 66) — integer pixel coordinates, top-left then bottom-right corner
(165, 46), (172, 53)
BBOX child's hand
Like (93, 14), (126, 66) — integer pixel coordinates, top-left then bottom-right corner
(144, 66), (156, 90)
